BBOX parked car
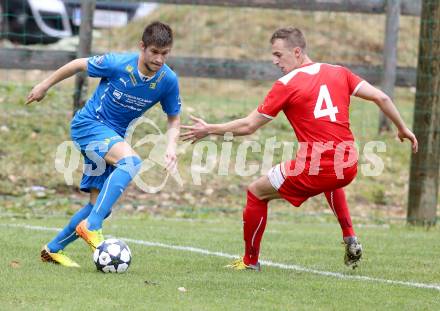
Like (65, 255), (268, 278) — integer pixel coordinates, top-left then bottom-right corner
(0, 0), (154, 45)
(63, 0), (141, 34)
(1, 0), (71, 44)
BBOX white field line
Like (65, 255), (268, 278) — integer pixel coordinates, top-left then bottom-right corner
(3, 223), (440, 292)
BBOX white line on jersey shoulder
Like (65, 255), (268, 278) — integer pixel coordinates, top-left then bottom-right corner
(278, 63), (322, 85)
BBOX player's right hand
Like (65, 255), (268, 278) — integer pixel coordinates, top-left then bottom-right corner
(25, 83), (48, 105)
(180, 115), (210, 144)
(397, 127), (418, 153)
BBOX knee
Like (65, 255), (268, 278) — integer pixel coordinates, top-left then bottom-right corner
(116, 156), (142, 177)
(247, 183), (258, 197)
(247, 183), (265, 200)
(247, 182), (275, 202)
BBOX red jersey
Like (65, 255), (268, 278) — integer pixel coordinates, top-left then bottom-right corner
(258, 63), (364, 166)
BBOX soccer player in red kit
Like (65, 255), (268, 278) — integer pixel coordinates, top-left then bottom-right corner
(181, 27), (418, 270)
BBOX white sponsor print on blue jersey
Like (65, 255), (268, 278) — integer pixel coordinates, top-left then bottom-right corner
(75, 52), (182, 136)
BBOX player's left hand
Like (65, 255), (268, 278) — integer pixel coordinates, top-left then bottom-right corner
(164, 146), (177, 173)
(180, 115), (210, 143)
(397, 127), (418, 153)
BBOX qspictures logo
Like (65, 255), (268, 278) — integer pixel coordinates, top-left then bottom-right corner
(54, 117), (387, 193)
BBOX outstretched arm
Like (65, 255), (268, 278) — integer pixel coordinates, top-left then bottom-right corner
(355, 82), (418, 153)
(26, 58), (88, 105)
(181, 109), (271, 143)
(165, 114), (180, 172)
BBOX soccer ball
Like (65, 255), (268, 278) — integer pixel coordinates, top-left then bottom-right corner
(93, 239), (132, 273)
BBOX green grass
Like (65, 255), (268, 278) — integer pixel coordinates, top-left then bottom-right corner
(1, 216), (440, 310)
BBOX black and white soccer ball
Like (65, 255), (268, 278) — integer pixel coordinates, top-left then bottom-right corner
(93, 239), (132, 273)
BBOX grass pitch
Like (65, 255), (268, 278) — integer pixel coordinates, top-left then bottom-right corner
(1, 216), (439, 310)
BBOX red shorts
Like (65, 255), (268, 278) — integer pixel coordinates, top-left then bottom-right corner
(267, 159), (357, 207)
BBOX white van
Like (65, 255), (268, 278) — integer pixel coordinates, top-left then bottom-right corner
(0, 0), (154, 45)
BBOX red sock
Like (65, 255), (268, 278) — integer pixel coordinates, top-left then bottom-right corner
(243, 190), (268, 265)
(324, 188), (355, 238)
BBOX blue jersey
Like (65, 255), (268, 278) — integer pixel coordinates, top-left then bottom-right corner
(74, 52), (181, 136)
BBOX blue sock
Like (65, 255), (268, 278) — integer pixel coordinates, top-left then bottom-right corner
(87, 156), (141, 230)
(47, 202), (93, 253)
(47, 203), (113, 253)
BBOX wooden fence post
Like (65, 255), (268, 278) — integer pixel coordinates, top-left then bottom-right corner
(73, 0), (95, 114)
(407, 0), (440, 225)
(379, 0), (400, 133)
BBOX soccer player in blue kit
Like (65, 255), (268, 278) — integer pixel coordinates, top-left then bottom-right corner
(26, 22), (181, 267)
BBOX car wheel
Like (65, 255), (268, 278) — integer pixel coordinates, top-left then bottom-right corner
(3, 1), (61, 45)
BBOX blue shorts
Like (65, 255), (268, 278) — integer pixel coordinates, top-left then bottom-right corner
(71, 116), (125, 192)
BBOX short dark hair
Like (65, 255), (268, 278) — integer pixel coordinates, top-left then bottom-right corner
(142, 21), (173, 48)
(270, 27), (306, 51)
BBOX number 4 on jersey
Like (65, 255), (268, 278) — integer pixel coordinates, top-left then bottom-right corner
(314, 84), (339, 122)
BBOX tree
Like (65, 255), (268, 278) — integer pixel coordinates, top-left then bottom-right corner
(407, 0), (440, 225)
(73, 0), (95, 114)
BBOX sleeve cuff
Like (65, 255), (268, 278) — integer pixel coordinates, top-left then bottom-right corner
(258, 112), (274, 120)
(352, 80), (365, 96)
